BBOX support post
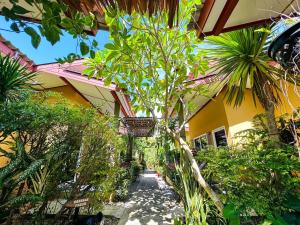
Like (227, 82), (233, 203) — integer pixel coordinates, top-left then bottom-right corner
(126, 135), (133, 162)
(178, 99), (186, 140)
(114, 100), (121, 128)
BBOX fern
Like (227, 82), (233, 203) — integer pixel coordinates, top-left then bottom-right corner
(13, 159), (45, 185)
(2, 194), (43, 208)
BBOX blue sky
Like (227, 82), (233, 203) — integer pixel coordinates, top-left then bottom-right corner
(0, 16), (110, 64)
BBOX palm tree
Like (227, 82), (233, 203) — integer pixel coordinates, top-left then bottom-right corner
(0, 55), (36, 103)
(206, 27), (281, 141)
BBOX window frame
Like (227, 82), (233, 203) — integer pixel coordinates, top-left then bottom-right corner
(212, 126), (228, 147)
(193, 133), (209, 150)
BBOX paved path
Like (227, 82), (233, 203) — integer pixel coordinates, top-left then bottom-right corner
(118, 170), (183, 225)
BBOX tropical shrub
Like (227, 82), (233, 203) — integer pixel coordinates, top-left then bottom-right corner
(129, 161), (141, 181)
(197, 135), (300, 223)
(173, 164), (210, 225)
(0, 140), (44, 221)
(114, 168), (131, 201)
(0, 92), (126, 223)
(0, 55), (36, 103)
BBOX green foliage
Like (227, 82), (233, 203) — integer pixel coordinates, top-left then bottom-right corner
(197, 136), (300, 221)
(205, 27), (281, 108)
(2, 0), (98, 59)
(135, 137), (161, 169)
(129, 161), (141, 181)
(84, 2), (208, 117)
(223, 203), (240, 225)
(0, 92), (127, 222)
(0, 54), (36, 103)
(114, 168), (131, 201)
(175, 164), (210, 225)
(0, 140), (45, 221)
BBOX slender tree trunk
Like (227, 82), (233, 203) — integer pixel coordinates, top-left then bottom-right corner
(261, 83), (280, 142)
(265, 101), (280, 142)
(166, 127), (224, 213)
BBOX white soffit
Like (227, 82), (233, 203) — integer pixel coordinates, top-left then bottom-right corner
(201, 0), (299, 34)
(203, 0), (227, 32)
(226, 0), (299, 28)
(85, 95), (114, 115)
(0, 1), (42, 20)
(65, 78), (116, 114)
(33, 72), (66, 89)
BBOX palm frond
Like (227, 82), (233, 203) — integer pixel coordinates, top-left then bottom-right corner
(205, 27), (282, 108)
(0, 55), (36, 103)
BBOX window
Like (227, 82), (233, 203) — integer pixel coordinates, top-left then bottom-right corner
(213, 127), (228, 147)
(193, 134), (208, 150)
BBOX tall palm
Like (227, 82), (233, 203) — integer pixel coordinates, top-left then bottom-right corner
(0, 55), (36, 103)
(206, 27), (281, 141)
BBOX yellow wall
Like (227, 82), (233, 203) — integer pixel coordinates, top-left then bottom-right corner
(188, 91), (229, 145)
(188, 83), (300, 146)
(275, 81), (300, 117)
(47, 85), (91, 107)
(224, 89), (265, 144)
(0, 136), (12, 167)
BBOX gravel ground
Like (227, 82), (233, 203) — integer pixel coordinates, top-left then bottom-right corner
(103, 216), (119, 225)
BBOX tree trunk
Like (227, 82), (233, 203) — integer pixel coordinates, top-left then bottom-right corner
(166, 127), (224, 213)
(261, 82), (280, 142)
(265, 101), (280, 142)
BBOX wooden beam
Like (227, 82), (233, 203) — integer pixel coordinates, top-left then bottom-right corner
(212, 0), (239, 35)
(196, 0), (216, 37)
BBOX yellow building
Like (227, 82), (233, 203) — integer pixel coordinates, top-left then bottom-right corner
(187, 81), (300, 149)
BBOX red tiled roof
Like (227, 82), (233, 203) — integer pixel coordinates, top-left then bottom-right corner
(0, 34), (35, 70)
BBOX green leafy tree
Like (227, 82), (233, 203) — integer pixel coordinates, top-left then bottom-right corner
(84, 0), (224, 212)
(205, 28), (283, 141)
(0, 55), (36, 103)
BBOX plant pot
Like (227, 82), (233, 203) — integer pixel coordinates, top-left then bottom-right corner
(268, 21), (300, 70)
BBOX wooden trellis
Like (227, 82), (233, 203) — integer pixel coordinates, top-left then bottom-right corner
(122, 117), (156, 137)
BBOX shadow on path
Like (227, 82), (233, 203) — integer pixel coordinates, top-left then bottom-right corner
(118, 169), (183, 225)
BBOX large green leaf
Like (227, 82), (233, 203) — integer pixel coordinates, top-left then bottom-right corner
(80, 41), (90, 56)
(12, 5), (31, 15)
(24, 27), (41, 48)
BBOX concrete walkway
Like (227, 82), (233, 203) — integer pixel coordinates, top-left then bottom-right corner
(118, 170), (183, 225)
